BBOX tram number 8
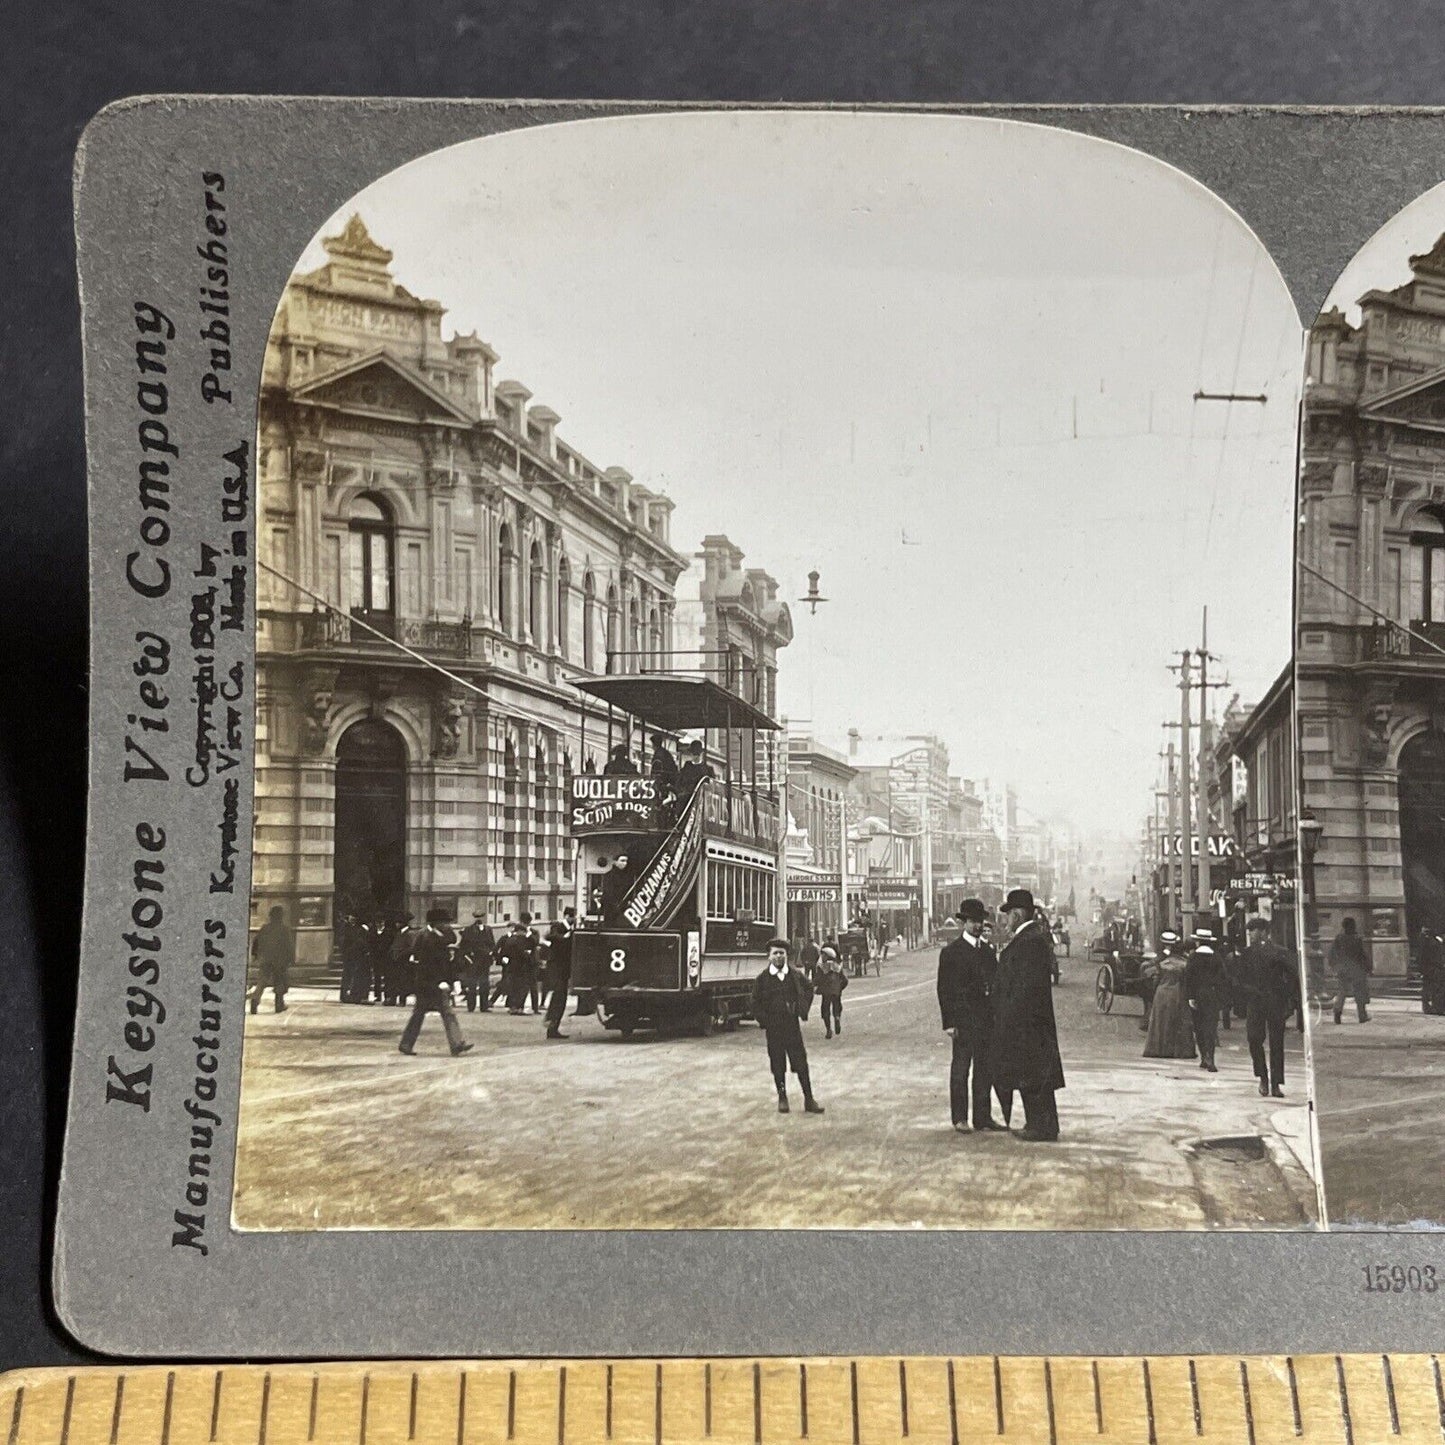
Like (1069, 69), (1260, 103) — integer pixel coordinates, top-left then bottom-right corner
(609, 947), (627, 973)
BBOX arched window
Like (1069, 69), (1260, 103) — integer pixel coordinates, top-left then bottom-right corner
(648, 606), (662, 668)
(605, 584), (620, 672)
(582, 573), (597, 671)
(556, 555), (571, 658)
(348, 493), (394, 624)
(1410, 508), (1445, 626)
(528, 540), (545, 645)
(496, 522), (515, 634)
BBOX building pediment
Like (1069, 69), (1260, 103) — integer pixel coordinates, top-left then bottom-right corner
(291, 349), (476, 427)
(1363, 367), (1445, 433)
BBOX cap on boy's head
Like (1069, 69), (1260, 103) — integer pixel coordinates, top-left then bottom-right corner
(767, 937), (790, 952)
(425, 907), (450, 925)
(687, 740), (703, 756)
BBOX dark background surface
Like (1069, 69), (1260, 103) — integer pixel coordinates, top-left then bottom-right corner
(3, 0), (1445, 1370)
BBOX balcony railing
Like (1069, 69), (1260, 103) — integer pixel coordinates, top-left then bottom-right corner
(1359, 619), (1445, 661)
(298, 609), (472, 658)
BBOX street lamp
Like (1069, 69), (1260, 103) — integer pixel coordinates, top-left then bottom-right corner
(1299, 806), (1324, 993)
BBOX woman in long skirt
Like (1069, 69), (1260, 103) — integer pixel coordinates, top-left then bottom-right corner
(1143, 954), (1197, 1059)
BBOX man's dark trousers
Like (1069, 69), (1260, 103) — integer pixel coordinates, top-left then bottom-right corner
(545, 958), (572, 1031)
(1019, 1088), (1059, 1139)
(1247, 1005), (1287, 1090)
(766, 1018), (812, 1096)
(400, 983), (465, 1053)
(950, 1022), (994, 1127)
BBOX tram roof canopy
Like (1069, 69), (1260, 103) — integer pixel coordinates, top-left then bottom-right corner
(574, 674), (781, 732)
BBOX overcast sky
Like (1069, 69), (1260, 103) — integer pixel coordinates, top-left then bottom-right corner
(298, 111), (1302, 839)
(1327, 176), (1445, 321)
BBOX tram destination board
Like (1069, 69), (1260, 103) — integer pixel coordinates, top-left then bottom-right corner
(575, 930), (683, 990)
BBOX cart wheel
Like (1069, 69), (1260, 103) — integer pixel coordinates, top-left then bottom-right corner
(1095, 963), (1115, 1014)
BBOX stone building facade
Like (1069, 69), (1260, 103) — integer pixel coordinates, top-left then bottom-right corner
(255, 216), (687, 967)
(1298, 232), (1445, 974)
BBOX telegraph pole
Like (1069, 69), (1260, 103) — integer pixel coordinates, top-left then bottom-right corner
(1160, 742), (1178, 932)
(1177, 650), (1196, 926)
(1194, 608), (1213, 922)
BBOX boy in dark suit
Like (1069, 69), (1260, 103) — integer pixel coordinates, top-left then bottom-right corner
(750, 939), (824, 1114)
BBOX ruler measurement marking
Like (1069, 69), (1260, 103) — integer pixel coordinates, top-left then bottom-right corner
(1383, 1355), (1401, 1436)
(161, 1372), (175, 1445)
(109, 1377), (125, 1445)
(17, 1355), (1445, 1444)
(60, 1376), (75, 1445)
(1335, 1356), (1354, 1445)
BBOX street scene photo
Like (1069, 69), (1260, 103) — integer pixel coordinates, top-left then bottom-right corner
(234, 112), (1319, 1231)
(1296, 182), (1445, 1227)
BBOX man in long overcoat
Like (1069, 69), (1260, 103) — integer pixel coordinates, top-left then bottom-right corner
(936, 898), (1008, 1132)
(398, 908), (474, 1056)
(1235, 915), (1299, 1096)
(750, 939), (824, 1114)
(1329, 916), (1371, 1025)
(458, 911), (497, 1013)
(248, 905), (294, 1014)
(990, 888), (1065, 1141)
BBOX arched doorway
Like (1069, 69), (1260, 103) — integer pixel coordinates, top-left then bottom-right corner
(334, 719), (408, 923)
(1399, 729), (1445, 937)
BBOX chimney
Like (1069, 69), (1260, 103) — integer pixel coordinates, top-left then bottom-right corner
(604, 465), (633, 514)
(495, 380), (532, 435)
(848, 728), (860, 758)
(528, 405), (561, 458)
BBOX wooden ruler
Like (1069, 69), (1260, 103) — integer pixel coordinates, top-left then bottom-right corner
(2, 1357), (1442, 1444)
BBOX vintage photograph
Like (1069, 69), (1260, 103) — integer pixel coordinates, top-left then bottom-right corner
(232, 111), (1318, 1230)
(1297, 182), (1445, 1227)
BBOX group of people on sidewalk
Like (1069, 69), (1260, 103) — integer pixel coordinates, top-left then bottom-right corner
(1142, 918), (1299, 1098)
(936, 888), (1064, 1143)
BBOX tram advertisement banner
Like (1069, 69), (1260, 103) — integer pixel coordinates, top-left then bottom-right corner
(619, 788), (706, 928)
(570, 775), (661, 834)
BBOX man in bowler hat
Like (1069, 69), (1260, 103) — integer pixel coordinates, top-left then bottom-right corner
(990, 888), (1065, 1141)
(1236, 915), (1298, 1097)
(750, 939), (824, 1114)
(399, 908), (474, 1056)
(937, 899), (1008, 1132)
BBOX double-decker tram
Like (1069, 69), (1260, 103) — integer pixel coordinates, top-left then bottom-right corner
(568, 671), (783, 1036)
